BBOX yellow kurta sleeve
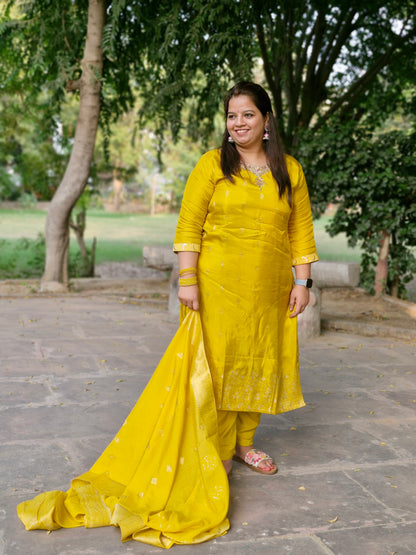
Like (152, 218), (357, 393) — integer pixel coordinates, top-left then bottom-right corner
(173, 150), (218, 252)
(286, 156), (319, 266)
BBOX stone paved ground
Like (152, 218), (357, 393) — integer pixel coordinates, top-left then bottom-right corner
(1, 294), (416, 555)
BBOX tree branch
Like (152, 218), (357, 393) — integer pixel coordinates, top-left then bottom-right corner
(304, 7), (327, 86)
(293, 2), (313, 101)
(316, 7), (357, 89)
(255, 10), (285, 140)
(66, 78), (81, 91)
(62, 8), (73, 53)
(284, 4), (298, 143)
(299, 6), (328, 128)
(315, 33), (410, 127)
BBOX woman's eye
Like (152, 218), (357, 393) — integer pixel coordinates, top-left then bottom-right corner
(245, 113), (253, 118)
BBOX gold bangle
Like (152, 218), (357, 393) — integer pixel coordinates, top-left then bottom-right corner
(179, 267), (197, 276)
(179, 276), (198, 287)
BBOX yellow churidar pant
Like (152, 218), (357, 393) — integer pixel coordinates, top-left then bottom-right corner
(217, 411), (261, 461)
(17, 309), (230, 548)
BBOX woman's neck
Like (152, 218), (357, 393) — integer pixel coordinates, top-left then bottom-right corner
(236, 145), (268, 166)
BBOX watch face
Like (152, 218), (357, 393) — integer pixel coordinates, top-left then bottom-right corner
(306, 278), (313, 288)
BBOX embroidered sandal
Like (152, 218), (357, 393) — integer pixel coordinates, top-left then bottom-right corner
(233, 448), (278, 475)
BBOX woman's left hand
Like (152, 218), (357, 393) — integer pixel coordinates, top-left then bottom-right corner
(288, 285), (310, 318)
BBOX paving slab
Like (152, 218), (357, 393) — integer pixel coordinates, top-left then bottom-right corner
(317, 522), (416, 555)
(1, 295), (415, 554)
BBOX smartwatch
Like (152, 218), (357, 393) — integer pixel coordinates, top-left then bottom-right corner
(294, 278), (313, 288)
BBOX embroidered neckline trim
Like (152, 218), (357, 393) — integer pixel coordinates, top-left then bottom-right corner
(241, 162), (270, 189)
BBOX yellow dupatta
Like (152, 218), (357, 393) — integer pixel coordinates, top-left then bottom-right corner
(17, 309), (230, 548)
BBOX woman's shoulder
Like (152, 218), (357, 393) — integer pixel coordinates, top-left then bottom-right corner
(192, 149), (222, 178)
(284, 153), (303, 172)
(284, 154), (305, 184)
(198, 148), (221, 166)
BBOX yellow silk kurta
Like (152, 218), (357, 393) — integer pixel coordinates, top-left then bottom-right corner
(174, 149), (318, 415)
(17, 310), (230, 548)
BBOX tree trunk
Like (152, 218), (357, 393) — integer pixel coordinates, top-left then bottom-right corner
(374, 230), (390, 297)
(112, 168), (123, 212)
(40, 0), (104, 292)
(150, 175), (157, 216)
(390, 276), (399, 298)
(69, 209), (96, 277)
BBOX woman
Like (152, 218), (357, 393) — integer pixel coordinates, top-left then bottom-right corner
(174, 81), (318, 476)
(17, 82), (318, 549)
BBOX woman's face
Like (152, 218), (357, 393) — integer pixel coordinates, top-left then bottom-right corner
(226, 95), (267, 150)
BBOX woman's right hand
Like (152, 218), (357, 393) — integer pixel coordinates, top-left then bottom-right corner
(178, 285), (199, 311)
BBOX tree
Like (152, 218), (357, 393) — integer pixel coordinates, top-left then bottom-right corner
(2, 0), (416, 290)
(1, 0), (148, 288)
(0, 0), (101, 288)
(39, 0), (104, 290)
(138, 1), (416, 151)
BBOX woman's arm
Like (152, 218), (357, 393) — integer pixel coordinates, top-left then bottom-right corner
(177, 251), (200, 311)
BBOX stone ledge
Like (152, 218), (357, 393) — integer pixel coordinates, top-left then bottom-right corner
(142, 246), (176, 271)
(321, 317), (416, 340)
(311, 260), (360, 288)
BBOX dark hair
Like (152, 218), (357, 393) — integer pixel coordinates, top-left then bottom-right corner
(220, 81), (292, 206)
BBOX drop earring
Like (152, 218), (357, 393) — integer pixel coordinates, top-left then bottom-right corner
(228, 135), (234, 143)
(263, 128), (270, 141)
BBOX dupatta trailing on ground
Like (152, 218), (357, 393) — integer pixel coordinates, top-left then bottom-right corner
(17, 309), (230, 548)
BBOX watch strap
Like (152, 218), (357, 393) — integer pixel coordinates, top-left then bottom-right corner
(294, 278), (313, 288)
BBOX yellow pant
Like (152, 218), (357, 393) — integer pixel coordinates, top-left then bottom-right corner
(217, 410), (261, 460)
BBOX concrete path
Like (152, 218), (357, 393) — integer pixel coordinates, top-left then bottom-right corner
(1, 295), (415, 554)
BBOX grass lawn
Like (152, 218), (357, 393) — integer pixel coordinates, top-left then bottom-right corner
(313, 216), (361, 263)
(0, 208), (361, 279)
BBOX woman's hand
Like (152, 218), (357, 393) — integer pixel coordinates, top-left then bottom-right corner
(288, 285), (310, 318)
(178, 284), (200, 311)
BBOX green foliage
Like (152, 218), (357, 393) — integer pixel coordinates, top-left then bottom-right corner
(0, 233), (95, 279)
(2, 0), (416, 151)
(0, 0), (88, 106)
(0, 2), (86, 200)
(0, 234), (46, 279)
(3, 1), (415, 162)
(129, 0), (253, 140)
(68, 245), (93, 278)
(0, 166), (19, 200)
(0, 94), (71, 200)
(299, 122), (416, 297)
(18, 192), (38, 209)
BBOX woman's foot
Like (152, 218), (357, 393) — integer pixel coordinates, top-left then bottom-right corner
(222, 458), (233, 476)
(234, 444), (277, 474)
